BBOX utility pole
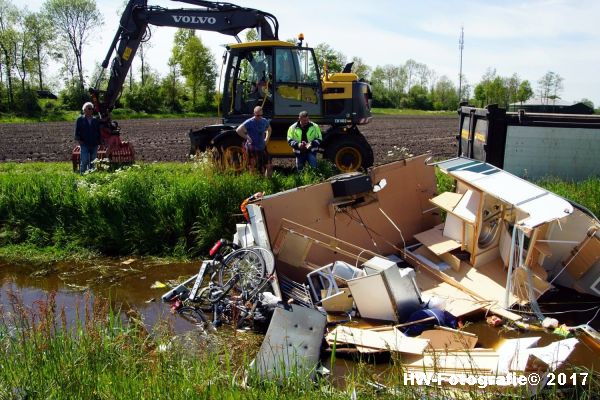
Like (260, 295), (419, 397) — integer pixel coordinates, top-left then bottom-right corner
(458, 26), (464, 102)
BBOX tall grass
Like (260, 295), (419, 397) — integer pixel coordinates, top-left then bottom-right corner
(0, 291), (340, 399)
(1, 291), (595, 399)
(0, 161), (334, 261)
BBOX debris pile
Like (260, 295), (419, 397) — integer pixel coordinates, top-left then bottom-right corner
(163, 155), (600, 392)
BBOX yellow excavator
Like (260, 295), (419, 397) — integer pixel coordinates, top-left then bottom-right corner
(77, 0), (373, 172)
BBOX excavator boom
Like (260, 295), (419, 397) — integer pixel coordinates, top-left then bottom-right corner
(94, 0), (278, 116)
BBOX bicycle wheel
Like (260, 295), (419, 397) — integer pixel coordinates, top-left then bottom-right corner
(177, 306), (208, 325)
(218, 248), (266, 294)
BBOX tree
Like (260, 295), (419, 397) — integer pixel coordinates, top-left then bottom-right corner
(580, 98), (594, 109)
(430, 75), (458, 110)
(24, 11), (54, 90)
(171, 29), (217, 111)
(537, 71), (563, 104)
(404, 84), (432, 110)
(350, 56), (371, 81)
(516, 80), (533, 104)
(0, 0), (19, 109)
(44, 0), (102, 90)
(313, 42), (345, 73)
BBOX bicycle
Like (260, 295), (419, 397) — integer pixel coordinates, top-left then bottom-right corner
(163, 239), (273, 329)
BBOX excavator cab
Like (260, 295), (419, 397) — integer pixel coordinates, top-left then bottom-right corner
(222, 42), (322, 122)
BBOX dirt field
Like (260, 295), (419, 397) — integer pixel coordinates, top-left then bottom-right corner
(0, 115), (457, 164)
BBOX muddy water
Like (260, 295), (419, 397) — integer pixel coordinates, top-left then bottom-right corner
(2, 259), (600, 380)
(0, 258), (203, 333)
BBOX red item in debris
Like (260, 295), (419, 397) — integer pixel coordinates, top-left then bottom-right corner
(209, 239), (224, 257)
(170, 299), (182, 313)
(486, 315), (503, 327)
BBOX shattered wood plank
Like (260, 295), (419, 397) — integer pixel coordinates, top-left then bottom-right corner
(403, 349), (500, 373)
(414, 224), (462, 256)
(326, 325), (430, 355)
(419, 327), (478, 351)
(405, 251), (522, 321)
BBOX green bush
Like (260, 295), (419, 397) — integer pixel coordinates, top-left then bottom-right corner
(0, 162), (332, 259)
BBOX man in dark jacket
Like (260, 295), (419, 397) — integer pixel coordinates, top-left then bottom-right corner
(75, 102), (101, 174)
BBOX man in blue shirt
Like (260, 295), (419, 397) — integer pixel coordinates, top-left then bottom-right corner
(74, 102), (101, 174)
(236, 106), (272, 176)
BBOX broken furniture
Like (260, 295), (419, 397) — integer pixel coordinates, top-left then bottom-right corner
(346, 256), (422, 323)
(252, 304), (327, 379)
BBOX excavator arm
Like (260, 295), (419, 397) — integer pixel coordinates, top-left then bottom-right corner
(91, 0), (279, 117)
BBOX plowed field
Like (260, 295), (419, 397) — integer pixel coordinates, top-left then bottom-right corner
(0, 115), (457, 164)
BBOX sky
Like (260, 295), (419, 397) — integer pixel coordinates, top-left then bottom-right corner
(27, 0), (600, 106)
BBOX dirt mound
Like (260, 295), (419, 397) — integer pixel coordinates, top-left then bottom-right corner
(0, 115), (457, 164)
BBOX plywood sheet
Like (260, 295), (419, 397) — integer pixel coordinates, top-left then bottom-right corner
(326, 325), (430, 355)
(443, 257), (519, 309)
(430, 192), (462, 212)
(565, 235), (600, 280)
(419, 327), (477, 351)
(453, 189), (480, 224)
(414, 268), (483, 317)
(276, 232), (312, 267)
(403, 349), (500, 373)
(414, 225), (461, 256)
(259, 155), (440, 268)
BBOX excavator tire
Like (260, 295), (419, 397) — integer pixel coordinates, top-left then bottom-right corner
(214, 135), (247, 172)
(324, 134), (374, 172)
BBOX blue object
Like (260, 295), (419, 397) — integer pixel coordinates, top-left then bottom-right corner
(402, 308), (458, 336)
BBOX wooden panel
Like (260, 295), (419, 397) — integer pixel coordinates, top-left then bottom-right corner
(565, 235), (600, 280)
(276, 231), (312, 267)
(414, 224), (461, 256)
(438, 251), (462, 272)
(442, 213), (463, 243)
(403, 349), (500, 373)
(430, 192), (462, 212)
(453, 189), (480, 223)
(260, 155), (439, 268)
(419, 327), (478, 351)
(326, 325), (430, 355)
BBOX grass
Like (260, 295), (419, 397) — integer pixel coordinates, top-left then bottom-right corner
(0, 160), (335, 263)
(1, 291), (596, 399)
(0, 107), (453, 123)
(1, 161), (598, 264)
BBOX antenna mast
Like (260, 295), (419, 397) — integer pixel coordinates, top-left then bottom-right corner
(458, 26), (464, 101)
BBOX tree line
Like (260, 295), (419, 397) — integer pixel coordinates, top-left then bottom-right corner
(0, 0), (594, 117)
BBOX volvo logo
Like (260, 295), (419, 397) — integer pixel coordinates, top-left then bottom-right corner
(172, 15), (217, 24)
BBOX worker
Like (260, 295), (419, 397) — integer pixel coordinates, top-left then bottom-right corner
(287, 110), (322, 171)
(236, 106), (272, 176)
(74, 102), (101, 174)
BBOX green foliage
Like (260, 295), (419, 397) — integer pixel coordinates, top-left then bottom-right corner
(13, 88), (41, 116)
(313, 42), (346, 73)
(44, 0), (103, 89)
(403, 85), (432, 110)
(59, 83), (89, 110)
(170, 29), (217, 112)
(122, 73), (163, 113)
(0, 162), (333, 260)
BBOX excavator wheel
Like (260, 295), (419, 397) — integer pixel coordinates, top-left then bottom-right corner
(324, 134), (374, 172)
(214, 135), (247, 173)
